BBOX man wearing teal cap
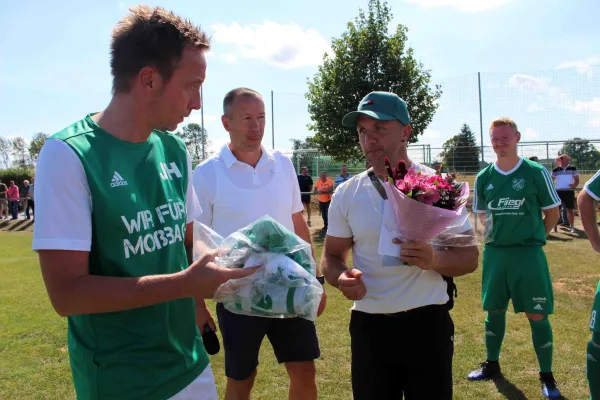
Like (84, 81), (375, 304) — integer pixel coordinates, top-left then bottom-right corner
(322, 91), (479, 399)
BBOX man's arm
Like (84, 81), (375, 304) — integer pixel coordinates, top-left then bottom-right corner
(542, 206), (560, 235)
(578, 191), (600, 252)
(39, 249), (211, 317)
(321, 235), (352, 287)
(572, 174), (580, 188)
(292, 211), (320, 276)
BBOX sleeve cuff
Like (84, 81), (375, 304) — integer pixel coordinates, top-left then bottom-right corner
(32, 239), (91, 252)
(541, 201), (561, 210)
(584, 186), (600, 201)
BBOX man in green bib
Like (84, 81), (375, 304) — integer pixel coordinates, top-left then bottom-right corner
(468, 118), (562, 399)
(577, 171), (600, 399)
(33, 6), (255, 400)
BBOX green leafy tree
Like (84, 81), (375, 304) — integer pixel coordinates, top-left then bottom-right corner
(558, 138), (600, 171)
(439, 124), (481, 172)
(305, 0), (442, 162)
(29, 132), (49, 162)
(174, 123), (213, 162)
(10, 136), (30, 167)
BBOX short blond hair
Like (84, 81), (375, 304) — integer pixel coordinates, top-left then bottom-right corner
(489, 117), (519, 133)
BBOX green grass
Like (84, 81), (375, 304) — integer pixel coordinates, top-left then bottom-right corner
(1, 230), (597, 399)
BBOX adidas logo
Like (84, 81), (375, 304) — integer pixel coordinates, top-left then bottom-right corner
(111, 171), (128, 188)
(533, 304), (543, 311)
(587, 353), (598, 362)
(540, 341), (552, 349)
(487, 184), (494, 190)
(485, 331), (497, 337)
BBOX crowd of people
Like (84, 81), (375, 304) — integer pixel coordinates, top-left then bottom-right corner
(19, 5), (598, 400)
(0, 179), (34, 221)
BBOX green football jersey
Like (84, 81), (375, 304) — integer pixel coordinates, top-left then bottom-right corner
(473, 158), (561, 247)
(52, 115), (208, 400)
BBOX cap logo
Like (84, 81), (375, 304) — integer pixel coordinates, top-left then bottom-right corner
(362, 100), (374, 105)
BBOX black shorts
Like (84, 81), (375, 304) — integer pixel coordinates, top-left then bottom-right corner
(301, 195), (311, 204)
(350, 305), (454, 400)
(216, 303), (321, 380)
(558, 190), (575, 209)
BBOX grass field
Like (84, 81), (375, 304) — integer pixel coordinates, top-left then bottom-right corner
(1, 228), (597, 400)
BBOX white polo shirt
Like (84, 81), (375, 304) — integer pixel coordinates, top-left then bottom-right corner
(193, 144), (304, 238)
(327, 162), (471, 314)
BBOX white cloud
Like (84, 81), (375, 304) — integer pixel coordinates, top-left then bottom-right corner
(557, 56), (600, 77)
(568, 98), (600, 127)
(402, 0), (514, 13)
(524, 128), (537, 138)
(209, 21), (331, 69)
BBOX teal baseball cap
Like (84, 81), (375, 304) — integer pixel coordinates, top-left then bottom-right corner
(342, 91), (411, 127)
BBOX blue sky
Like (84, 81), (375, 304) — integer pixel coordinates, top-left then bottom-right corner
(1, 0), (599, 162)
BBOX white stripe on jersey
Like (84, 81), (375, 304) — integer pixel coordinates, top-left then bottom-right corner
(472, 175), (486, 213)
(540, 168), (561, 204)
(584, 170), (600, 201)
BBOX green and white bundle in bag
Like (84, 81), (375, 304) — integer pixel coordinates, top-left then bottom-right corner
(193, 215), (323, 321)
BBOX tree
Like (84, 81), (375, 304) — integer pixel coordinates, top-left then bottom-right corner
(0, 137), (10, 169)
(29, 132), (48, 163)
(10, 136), (30, 168)
(174, 123), (213, 162)
(558, 138), (600, 170)
(439, 124), (481, 172)
(305, 0), (442, 162)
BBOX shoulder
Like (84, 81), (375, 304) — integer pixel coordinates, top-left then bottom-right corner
(335, 171), (367, 195)
(152, 130), (187, 154)
(193, 153), (220, 176)
(552, 166), (560, 172)
(477, 163), (495, 177)
(567, 165), (578, 171)
(50, 116), (95, 143)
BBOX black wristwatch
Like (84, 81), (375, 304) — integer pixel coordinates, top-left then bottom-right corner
(317, 276), (325, 285)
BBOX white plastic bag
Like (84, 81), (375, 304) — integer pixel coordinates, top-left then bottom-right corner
(193, 215), (323, 321)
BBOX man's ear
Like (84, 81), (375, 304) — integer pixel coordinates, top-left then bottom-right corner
(401, 124), (412, 142)
(221, 115), (230, 131)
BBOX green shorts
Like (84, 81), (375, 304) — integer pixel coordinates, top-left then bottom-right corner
(591, 281), (600, 333)
(482, 245), (554, 314)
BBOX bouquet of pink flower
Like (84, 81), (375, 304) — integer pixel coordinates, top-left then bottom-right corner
(381, 157), (470, 245)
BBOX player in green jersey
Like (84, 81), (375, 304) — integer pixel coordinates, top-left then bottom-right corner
(33, 6), (256, 400)
(577, 170), (600, 399)
(467, 118), (562, 399)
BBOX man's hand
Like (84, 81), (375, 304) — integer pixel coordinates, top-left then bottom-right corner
(184, 249), (260, 299)
(338, 269), (367, 300)
(394, 239), (436, 270)
(569, 183), (577, 188)
(195, 300), (216, 331)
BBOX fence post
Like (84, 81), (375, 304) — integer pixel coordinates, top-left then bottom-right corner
(478, 72), (485, 163)
(200, 85), (205, 160)
(546, 143), (550, 167)
(271, 90), (275, 149)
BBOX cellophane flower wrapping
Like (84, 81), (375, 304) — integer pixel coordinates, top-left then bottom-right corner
(193, 215), (323, 321)
(382, 179), (472, 245)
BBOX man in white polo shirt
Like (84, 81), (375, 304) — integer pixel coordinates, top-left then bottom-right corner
(193, 87), (326, 400)
(552, 154), (579, 233)
(321, 91), (479, 400)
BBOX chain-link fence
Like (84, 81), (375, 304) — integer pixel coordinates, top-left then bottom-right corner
(283, 139), (600, 179)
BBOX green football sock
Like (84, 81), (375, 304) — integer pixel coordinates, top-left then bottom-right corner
(529, 316), (553, 373)
(485, 311), (506, 362)
(589, 333), (600, 400)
